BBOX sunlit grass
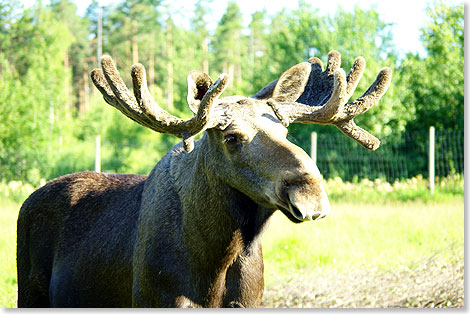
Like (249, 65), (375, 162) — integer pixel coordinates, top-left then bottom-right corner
(0, 199), (19, 308)
(262, 199), (464, 286)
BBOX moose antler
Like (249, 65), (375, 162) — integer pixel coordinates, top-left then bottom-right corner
(255, 51), (392, 150)
(91, 55), (231, 152)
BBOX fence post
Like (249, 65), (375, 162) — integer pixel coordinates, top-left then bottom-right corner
(429, 126), (435, 195)
(311, 132), (317, 164)
(95, 135), (101, 173)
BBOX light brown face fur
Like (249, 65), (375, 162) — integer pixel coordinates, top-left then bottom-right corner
(207, 97), (330, 223)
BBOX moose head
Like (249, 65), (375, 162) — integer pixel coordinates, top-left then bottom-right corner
(90, 51), (391, 223)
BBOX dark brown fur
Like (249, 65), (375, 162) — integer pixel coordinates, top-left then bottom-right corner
(17, 172), (146, 307)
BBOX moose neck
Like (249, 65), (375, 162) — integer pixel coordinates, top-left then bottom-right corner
(171, 136), (273, 270)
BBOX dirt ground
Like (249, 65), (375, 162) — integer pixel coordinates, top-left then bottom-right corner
(262, 247), (464, 308)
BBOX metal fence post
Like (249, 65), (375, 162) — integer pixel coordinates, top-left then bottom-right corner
(429, 126), (435, 194)
(311, 132), (317, 164)
(95, 135), (101, 173)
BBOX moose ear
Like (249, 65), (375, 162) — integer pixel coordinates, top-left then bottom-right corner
(187, 71), (213, 114)
(271, 62), (311, 103)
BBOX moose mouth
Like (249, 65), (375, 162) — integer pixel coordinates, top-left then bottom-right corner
(276, 198), (322, 223)
(276, 192), (325, 223)
(278, 204), (305, 224)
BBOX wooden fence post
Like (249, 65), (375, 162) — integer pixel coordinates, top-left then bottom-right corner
(429, 126), (435, 195)
(311, 132), (317, 164)
(95, 135), (101, 173)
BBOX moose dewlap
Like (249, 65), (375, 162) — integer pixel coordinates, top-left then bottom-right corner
(17, 51), (391, 308)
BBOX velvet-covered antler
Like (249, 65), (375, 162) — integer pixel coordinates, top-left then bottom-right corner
(254, 51), (392, 150)
(91, 55), (231, 152)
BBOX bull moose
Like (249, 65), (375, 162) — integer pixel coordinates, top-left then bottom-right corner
(17, 50), (391, 307)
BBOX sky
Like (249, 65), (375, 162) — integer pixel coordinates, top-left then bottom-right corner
(20, 0), (464, 57)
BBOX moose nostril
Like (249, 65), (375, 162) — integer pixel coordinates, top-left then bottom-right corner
(310, 212), (322, 220)
(290, 204), (304, 220)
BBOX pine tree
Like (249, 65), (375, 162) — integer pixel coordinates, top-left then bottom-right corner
(212, 1), (245, 93)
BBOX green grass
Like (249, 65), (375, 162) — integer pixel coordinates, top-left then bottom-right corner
(262, 199), (464, 286)
(0, 199), (19, 308)
(0, 187), (464, 308)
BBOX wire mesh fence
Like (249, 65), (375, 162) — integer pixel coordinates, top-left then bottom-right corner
(313, 128), (464, 193)
(0, 127), (463, 195)
(435, 129), (464, 191)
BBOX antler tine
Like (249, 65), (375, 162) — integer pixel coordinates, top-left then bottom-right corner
(338, 67), (392, 120)
(187, 71), (213, 113)
(94, 56), (169, 132)
(91, 67), (155, 130)
(308, 57), (324, 71)
(182, 73), (230, 151)
(331, 66), (391, 151)
(91, 55), (230, 152)
(130, 63), (188, 133)
(194, 74), (230, 130)
(336, 119), (380, 150)
(314, 68), (347, 123)
(90, 68), (119, 109)
(345, 56), (365, 98)
(325, 50), (341, 74)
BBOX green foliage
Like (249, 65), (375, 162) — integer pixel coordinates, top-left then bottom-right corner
(0, 0), (464, 185)
(49, 0), (91, 111)
(0, 180), (37, 204)
(211, 1), (248, 95)
(324, 175), (464, 203)
(398, 1), (464, 132)
(0, 4), (74, 184)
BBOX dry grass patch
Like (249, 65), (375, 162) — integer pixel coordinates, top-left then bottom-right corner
(262, 244), (463, 308)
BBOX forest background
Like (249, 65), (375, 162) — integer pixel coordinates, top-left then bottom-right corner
(0, 0), (464, 185)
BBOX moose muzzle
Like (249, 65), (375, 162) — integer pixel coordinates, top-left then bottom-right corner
(278, 173), (330, 222)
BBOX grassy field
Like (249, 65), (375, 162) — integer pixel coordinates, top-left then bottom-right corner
(261, 198), (464, 307)
(262, 199), (464, 279)
(0, 199), (20, 308)
(0, 193), (464, 308)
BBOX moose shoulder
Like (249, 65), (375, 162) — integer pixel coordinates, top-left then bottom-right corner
(17, 51), (391, 308)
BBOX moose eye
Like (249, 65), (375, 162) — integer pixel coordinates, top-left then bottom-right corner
(224, 134), (239, 144)
(223, 133), (244, 153)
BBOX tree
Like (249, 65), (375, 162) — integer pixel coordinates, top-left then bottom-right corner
(211, 1), (246, 94)
(263, 2), (324, 79)
(190, 0), (212, 73)
(49, 0), (91, 115)
(399, 1), (464, 132)
(0, 3), (74, 184)
(0, 0), (22, 59)
(2, 0), (462, 185)
(246, 9), (269, 95)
